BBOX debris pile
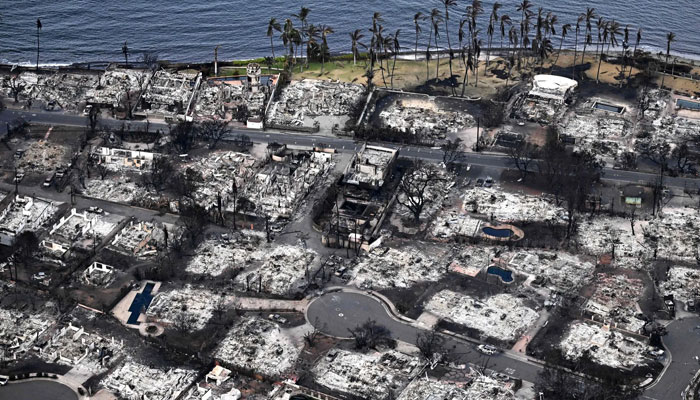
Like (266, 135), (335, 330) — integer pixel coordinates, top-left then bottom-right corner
(559, 321), (652, 369)
(235, 245), (317, 295)
(102, 359), (197, 400)
(82, 261), (116, 287)
(506, 251), (595, 292)
(215, 316), (300, 377)
(583, 273), (645, 332)
(139, 70), (200, 118)
(424, 291), (539, 342)
(16, 140), (70, 173)
(268, 79), (364, 127)
(313, 349), (422, 399)
(0, 306), (55, 360)
(43, 208), (121, 254)
(186, 235), (264, 276)
(83, 178), (144, 204)
(146, 285), (216, 331)
(462, 188), (565, 223)
(110, 220), (174, 258)
(377, 99), (475, 139)
(350, 246), (447, 289)
(398, 375), (514, 400)
(85, 69), (149, 109)
(2, 71), (99, 111)
(0, 195), (58, 246)
(577, 216), (647, 269)
(431, 212), (482, 239)
(37, 323), (122, 373)
(660, 266), (700, 302)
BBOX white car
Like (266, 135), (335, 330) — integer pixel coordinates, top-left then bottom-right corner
(477, 344), (498, 355)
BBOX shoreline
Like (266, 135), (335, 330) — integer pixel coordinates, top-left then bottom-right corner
(3, 46), (699, 70)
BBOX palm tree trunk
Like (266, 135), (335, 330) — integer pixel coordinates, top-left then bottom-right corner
(628, 43), (638, 79)
(445, 15), (454, 84)
(435, 35), (440, 80)
(427, 27), (433, 82)
(573, 31), (578, 79)
(271, 37), (276, 59)
(353, 49), (357, 66)
(553, 35), (564, 67)
(596, 42), (605, 83)
(415, 31), (419, 61)
(392, 51), (397, 89)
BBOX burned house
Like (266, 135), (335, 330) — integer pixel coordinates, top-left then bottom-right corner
(92, 146), (158, 171)
(343, 145), (398, 190)
(516, 74), (577, 123)
(0, 194), (58, 246)
(137, 69), (202, 120)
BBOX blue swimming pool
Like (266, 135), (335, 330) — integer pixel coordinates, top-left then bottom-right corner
(678, 99), (700, 110)
(482, 227), (514, 238)
(487, 266), (514, 283)
(594, 102), (625, 113)
(127, 282), (155, 325)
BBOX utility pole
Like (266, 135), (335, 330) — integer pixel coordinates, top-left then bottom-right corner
(214, 45), (220, 77)
(36, 19), (42, 71)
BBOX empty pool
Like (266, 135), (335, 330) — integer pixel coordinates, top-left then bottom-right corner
(482, 227), (514, 238)
(677, 99), (700, 111)
(487, 266), (514, 283)
(593, 102), (625, 114)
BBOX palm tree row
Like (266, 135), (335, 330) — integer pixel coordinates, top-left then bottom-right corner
(264, 2), (677, 92)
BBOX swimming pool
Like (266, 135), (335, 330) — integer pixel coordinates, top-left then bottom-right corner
(127, 282), (155, 325)
(482, 227), (514, 238)
(487, 266), (514, 283)
(677, 99), (700, 110)
(593, 102), (625, 114)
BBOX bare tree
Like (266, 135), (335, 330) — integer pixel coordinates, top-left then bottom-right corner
(199, 120), (231, 150)
(142, 156), (175, 193)
(507, 141), (540, 180)
(440, 138), (465, 169)
(416, 329), (451, 369)
(397, 161), (444, 223)
(179, 202), (209, 245)
(671, 142), (693, 173)
(347, 319), (393, 350)
(8, 77), (26, 103)
(96, 163), (110, 180)
(304, 317), (326, 347)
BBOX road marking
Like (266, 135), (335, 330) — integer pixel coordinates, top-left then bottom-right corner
(338, 313), (344, 317)
(505, 368), (515, 375)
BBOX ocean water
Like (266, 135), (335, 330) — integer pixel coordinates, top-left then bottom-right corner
(0, 0), (697, 65)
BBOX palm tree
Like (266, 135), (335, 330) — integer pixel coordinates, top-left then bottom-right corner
(430, 8), (443, 80)
(292, 7), (311, 66)
(516, 0), (533, 57)
(552, 23), (570, 68)
(581, 8), (596, 70)
(267, 18), (281, 59)
(473, 36), (482, 87)
(413, 12), (425, 61)
(458, 19), (467, 67)
(595, 20), (609, 83)
(281, 19), (294, 58)
(662, 32), (675, 88)
(306, 24), (320, 63)
(572, 15), (583, 79)
(35, 18), (42, 71)
(391, 29), (401, 89)
(538, 38), (553, 73)
(320, 25), (334, 75)
(499, 14), (511, 50)
(628, 28), (642, 79)
(382, 33), (394, 87)
(441, 0), (457, 84)
(370, 12), (384, 83)
(461, 45), (474, 96)
(486, 2), (501, 68)
(122, 41), (129, 66)
(349, 29), (365, 66)
(598, 20), (621, 83)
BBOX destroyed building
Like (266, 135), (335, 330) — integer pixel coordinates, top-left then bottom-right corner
(41, 208), (121, 256)
(398, 375), (515, 400)
(559, 321), (655, 369)
(137, 69), (201, 120)
(0, 194), (59, 246)
(92, 146), (159, 171)
(85, 68), (151, 110)
(146, 285), (217, 331)
(313, 349), (423, 399)
(375, 95), (475, 140)
(215, 316), (300, 378)
(583, 273), (646, 332)
(16, 139), (72, 174)
(424, 291), (539, 342)
(462, 187), (565, 223)
(660, 266), (700, 303)
(195, 63), (277, 128)
(185, 234), (265, 277)
(350, 246), (448, 289)
(82, 261), (117, 287)
(235, 245), (318, 295)
(343, 145), (398, 190)
(35, 323), (122, 373)
(1, 70), (100, 111)
(515, 74), (577, 123)
(267, 79), (364, 130)
(101, 359), (197, 400)
(0, 305), (56, 361)
(109, 220), (174, 258)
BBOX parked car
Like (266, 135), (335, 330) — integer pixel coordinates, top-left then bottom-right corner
(87, 207), (104, 214)
(477, 344), (498, 355)
(13, 172), (25, 184)
(688, 300), (696, 312)
(0, 375), (8, 386)
(42, 174), (55, 188)
(268, 314), (288, 324)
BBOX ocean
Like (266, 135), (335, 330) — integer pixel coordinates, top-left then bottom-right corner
(0, 0), (697, 66)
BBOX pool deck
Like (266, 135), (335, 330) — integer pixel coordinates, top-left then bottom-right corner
(111, 280), (161, 327)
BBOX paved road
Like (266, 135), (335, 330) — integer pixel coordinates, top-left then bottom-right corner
(3, 108), (700, 189)
(306, 291), (542, 383)
(644, 316), (700, 400)
(0, 380), (78, 400)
